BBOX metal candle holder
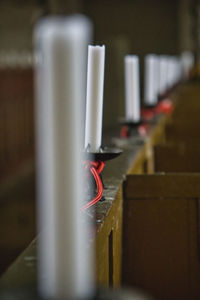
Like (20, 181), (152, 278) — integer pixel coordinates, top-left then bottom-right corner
(84, 145), (123, 161)
(119, 117), (150, 138)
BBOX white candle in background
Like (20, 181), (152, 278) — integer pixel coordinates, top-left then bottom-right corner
(85, 45), (105, 152)
(175, 57), (182, 83)
(168, 56), (181, 87)
(158, 55), (169, 96)
(124, 55), (140, 122)
(181, 50), (194, 79)
(35, 16), (94, 300)
(144, 54), (159, 106)
(167, 57), (175, 89)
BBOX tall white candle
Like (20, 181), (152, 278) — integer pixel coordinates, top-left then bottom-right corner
(124, 55), (140, 122)
(34, 16), (94, 300)
(174, 57), (182, 83)
(84, 45), (105, 152)
(167, 56), (174, 89)
(167, 56), (181, 88)
(159, 55), (169, 96)
(181, 51), (194, 79)
(144, 54), (159, 106)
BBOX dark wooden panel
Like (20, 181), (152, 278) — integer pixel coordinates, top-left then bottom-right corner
(124, 174), (200, 199)
(188, 198), (200, 300)
(96, 186), (123, 287)
(154, 144), (200, 172)
(123, 174), (200, 300)
(165, 122), (200, 141)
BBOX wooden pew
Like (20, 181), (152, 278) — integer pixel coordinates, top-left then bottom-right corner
(153, 143), (200, 172)
(163, 84), (200, 143)
(128, 116), (167, 175)
(122, 174), (200, 300)
(164, 120), (200, 142)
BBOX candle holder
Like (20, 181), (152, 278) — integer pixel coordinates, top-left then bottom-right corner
(119, 117), (151, 139)
(141, 104), (157, 122)
(120, 118), (143, 127)
(142, 99), (174, 120)
(154, 98), (174, 115)
(82, 145), (122, 210)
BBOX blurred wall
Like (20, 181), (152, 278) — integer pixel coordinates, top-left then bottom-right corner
(0, 0), (194, 131)
(0, 1), (43, 51)
(178, 0), (194, 52)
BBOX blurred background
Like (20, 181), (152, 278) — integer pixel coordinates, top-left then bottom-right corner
(0, 0), (198, 130)
(0, 0), (199, 277)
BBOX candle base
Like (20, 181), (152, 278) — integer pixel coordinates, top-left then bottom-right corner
(119, 118), (151, 139)
(141, 104), (157, 122)
(142, 104), (156, 109)
(84, 146), (122, 162)
(119, 118), (143, 128)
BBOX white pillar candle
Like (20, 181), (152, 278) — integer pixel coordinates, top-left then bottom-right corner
(84, 45), (105, 152)
(168, 56), (181, 87)
(158, 55), (169, 96)
(144, 54), (159, 106)
(181, 51), (194, 79)
(34, 15), (94, 300)
(124, 55), (140, 122)
(174, 57), (182, 83)
(167, 57), (175, 88)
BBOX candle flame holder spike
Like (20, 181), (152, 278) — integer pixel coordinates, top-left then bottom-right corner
(82, 145), (122, 210)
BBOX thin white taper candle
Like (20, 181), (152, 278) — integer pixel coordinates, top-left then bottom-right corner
(144, 54), (159, 106)
(84, 45), (105, 152)
(124, 55), (140, 122)
(34, 15), (94, 300)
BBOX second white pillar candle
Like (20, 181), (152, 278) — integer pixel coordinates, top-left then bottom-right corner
(159, 55), (169, 96)
(144, 54), (159, 106)
(85, 45), (105, 152)
(124, 55), (140, 122)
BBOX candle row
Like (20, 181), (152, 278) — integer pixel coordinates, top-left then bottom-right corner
(125, 52), (194, 122)
(144, 54), (182, 106)
(34, 13), (194, 299)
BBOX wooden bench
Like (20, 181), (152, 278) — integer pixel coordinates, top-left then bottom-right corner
(153, 143), (200, 172)
(123, 174), (200, 300)
(164, 120), (200, 142)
